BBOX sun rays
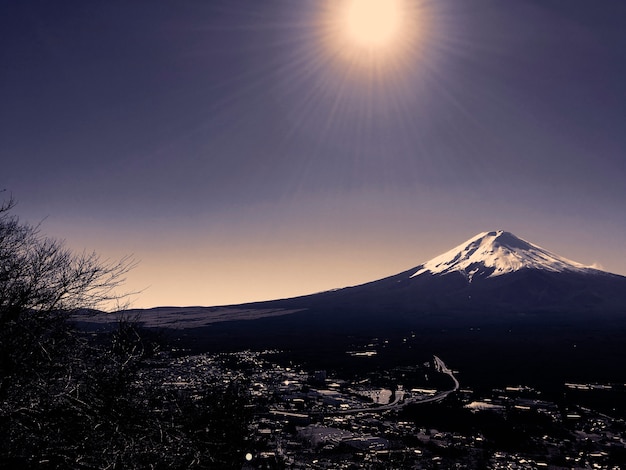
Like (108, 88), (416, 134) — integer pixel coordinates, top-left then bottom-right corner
(262, 0), (441, 163)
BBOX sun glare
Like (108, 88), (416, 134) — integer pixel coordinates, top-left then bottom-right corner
(279, 0), (438, 143)
(317, 0), (426, 77)
(345, 0), (402, 50)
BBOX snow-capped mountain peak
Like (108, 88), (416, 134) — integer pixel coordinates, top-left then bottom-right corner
(410, 230), (598, 282)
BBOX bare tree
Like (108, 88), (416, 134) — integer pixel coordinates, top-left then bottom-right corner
(0, 195), (135, 321)
(0, 195), (139, 466)
(0, 195), (252, 468)
(0, 198), (134, 398)
(0, 194), (136, 385)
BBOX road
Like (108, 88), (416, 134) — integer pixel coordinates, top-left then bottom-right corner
(271, 355), (460, 418)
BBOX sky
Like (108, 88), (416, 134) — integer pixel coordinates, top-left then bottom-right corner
(2, 0), (625, 309)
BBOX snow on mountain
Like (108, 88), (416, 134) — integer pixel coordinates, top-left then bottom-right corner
(411, 230), (600, 282)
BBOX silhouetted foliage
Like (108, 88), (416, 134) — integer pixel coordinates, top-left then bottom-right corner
(0, 195), (134, 394)
(0, 196), (253, 468)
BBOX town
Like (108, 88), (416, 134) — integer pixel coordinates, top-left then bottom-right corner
(140, 347), (626, 469)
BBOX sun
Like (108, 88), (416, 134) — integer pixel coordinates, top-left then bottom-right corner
(344, 0), (402, 50)
(317, 0), (424, 75)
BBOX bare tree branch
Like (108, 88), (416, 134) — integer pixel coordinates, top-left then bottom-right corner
(0, 198), (136, 319)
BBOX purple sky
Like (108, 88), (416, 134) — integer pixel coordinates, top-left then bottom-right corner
(2, 0), (625, 308)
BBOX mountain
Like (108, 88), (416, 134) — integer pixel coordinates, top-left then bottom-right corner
(269, 230), (626, 321)
(111, 230), (626, 386)
(117, 230), (626, 330)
